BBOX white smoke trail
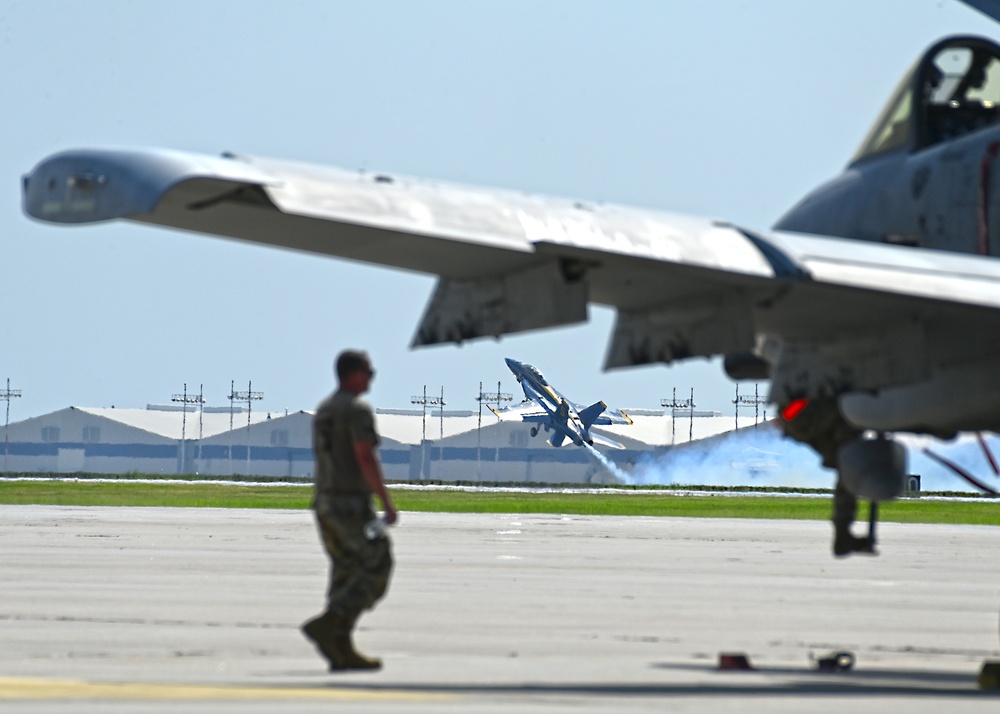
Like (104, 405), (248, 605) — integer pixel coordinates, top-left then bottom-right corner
(631, 425), (830, 489)
(627, 424), (1000, 493)
(899, 432), (1000, 493)
(583, 444), (635, 485)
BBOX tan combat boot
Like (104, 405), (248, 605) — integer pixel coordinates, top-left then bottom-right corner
(330, 633), (382, 671)
(302, 612), (344, 668)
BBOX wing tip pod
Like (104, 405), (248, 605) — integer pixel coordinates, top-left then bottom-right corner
(23, 147), (275, 224)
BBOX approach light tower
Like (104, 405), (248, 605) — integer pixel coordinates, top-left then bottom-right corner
(475, 382), (513, 481)
(733, 383), (768, 430)
(411, 386), (446, 480)
(229, 381), (263, 475)
(171, 383), (205, 475)
(661, 388), (695, 445)
(2, 379), (22, 472)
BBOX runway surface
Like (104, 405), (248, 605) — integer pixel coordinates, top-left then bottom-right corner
(2, 505), (999, 712)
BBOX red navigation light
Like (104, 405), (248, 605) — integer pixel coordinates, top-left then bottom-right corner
(781, 398), (809, 422)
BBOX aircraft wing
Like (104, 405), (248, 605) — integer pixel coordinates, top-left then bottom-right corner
(23, 148), (1000, 428)
(22, 147), (775, 347)
(491, 401), (550, 423)
(581, 406), (633, 426)
(963, 0), (1000, 24)
(485, 401), (547, 421)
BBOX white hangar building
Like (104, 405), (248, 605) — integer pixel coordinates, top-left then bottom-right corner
(0, 403), (742, 483)
(0, 405), (325, 477)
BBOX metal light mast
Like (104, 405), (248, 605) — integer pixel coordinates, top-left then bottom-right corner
(171, 383), (205, 474)
(411, 386), (446, 480)
(2, 379), (22, 472)
(660, 388), (695, 445)
(475, 382), (513, 481)
(439, 386), (446, 441)
(689, 388), (695, 442)
(477, 381), (483, 481)
(734, 383), (768, 430)
(229, 381), (263, 475)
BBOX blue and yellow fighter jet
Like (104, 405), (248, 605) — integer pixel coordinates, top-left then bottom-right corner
(490, 358), (633, 449)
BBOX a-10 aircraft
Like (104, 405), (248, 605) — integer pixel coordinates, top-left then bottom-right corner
(489, 357), (632, 450)
(20, 2), (1000, 558)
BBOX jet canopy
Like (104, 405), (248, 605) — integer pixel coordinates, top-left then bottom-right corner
(523, 363), (548, 386)
(853, 36), (1000, 163)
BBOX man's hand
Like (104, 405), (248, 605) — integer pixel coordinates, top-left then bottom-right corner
(354, 440), (398, 527)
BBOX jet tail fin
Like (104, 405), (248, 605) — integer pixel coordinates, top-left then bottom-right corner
(579, 400), (608, 430)
(548, 432), (567, 448)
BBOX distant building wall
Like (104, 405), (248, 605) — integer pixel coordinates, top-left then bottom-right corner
(1, 408), (177, 474)
(404, 444), (638, 484)
(1, 404), (732, 483)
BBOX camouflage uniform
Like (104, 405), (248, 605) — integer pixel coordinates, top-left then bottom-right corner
(309, 388), (393, 643)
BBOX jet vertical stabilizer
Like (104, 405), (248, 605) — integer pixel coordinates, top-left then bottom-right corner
(579, 401), (609, 430)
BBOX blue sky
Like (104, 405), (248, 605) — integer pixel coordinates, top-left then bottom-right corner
(3, 0), (998, 421)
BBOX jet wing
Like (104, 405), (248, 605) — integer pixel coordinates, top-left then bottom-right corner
(490, 401), (550, 423)
(23, 148), (774, 347)
(963, 0), (1000, 24)
(23, 148), (1000, 431)
(577, 404), (633, 426)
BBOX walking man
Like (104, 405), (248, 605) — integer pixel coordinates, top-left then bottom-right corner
(302, 350), (398, 671)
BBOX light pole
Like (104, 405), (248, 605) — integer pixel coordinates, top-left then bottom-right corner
(171, 383), (205, 474)
(229, 381), (263, 475)
(411, 386), (445, 480)
(2, 379), (22, 472)
(660, 388), (695, 445)
(734, 383), (768, 430)
(476, 382), (512, 479)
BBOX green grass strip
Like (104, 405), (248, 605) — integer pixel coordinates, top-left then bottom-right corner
(1, 481), (998, 525)
(0, 481), (311, 509)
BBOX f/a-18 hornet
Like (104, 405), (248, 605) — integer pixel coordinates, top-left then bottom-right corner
(491, 357), (632, 450)
(22, 2), (1000, 556)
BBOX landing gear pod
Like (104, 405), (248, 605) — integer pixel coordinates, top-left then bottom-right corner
(837, 435), (906, 502)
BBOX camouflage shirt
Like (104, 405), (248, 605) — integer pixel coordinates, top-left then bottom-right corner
(312, 388), (380, 505)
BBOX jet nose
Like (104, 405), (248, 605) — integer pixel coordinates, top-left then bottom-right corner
(504, 357), (520, 372)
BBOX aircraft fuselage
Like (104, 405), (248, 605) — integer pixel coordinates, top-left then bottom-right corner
(504, 358), (592, 447)
(777, 36), (1000, 258)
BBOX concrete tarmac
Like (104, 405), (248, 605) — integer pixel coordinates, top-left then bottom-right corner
(2, 504), (999, 712)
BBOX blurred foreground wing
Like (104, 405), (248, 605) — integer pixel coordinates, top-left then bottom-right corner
(23, 147), (1000, 406)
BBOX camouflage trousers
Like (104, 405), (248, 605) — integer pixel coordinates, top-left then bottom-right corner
(313, 496), (393, 632)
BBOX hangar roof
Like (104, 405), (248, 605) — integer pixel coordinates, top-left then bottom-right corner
(5, 405), (748, 449)
(595, 414), (743, 447)
(73, 407), (297, 440)
(374, 409), (484, 445)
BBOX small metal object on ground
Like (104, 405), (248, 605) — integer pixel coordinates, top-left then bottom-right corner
(718, 653), (754, 671)
(811, 651), (855, 672)
(979, 660), (1000, 689)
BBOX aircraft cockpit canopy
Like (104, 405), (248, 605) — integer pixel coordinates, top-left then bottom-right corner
(524, 363), (548, 385)
(852, 36), (1000, 163)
